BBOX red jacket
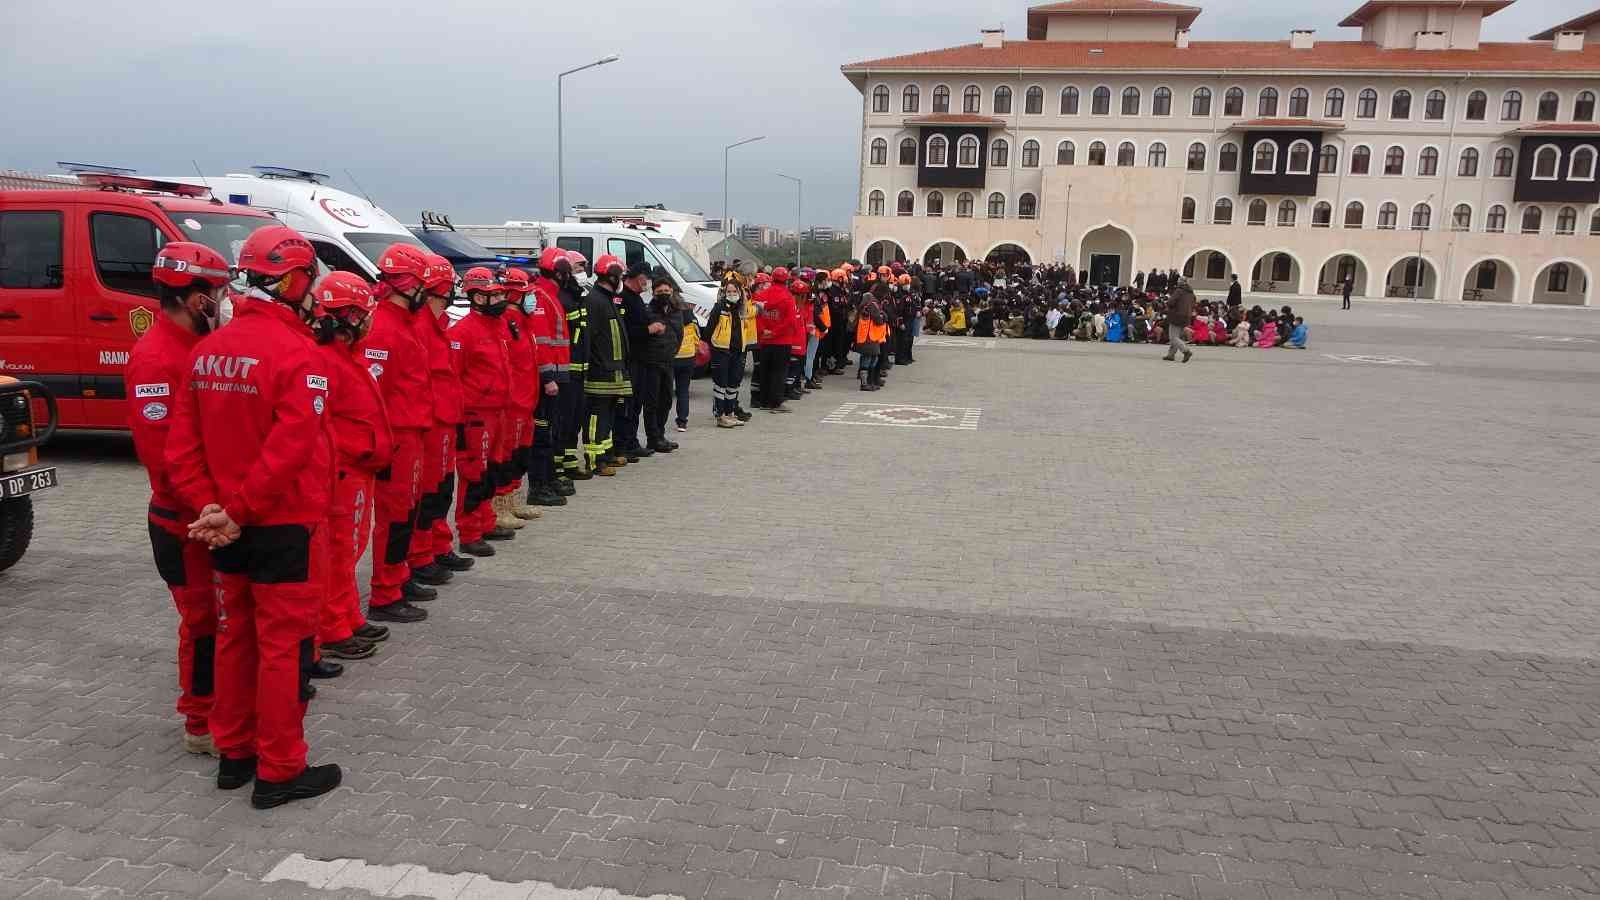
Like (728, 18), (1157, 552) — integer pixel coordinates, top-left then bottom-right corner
(451, 310), (510, 413)
(317, 341), (393, 475)
(502, 305), (538, 412)
(358, 300), (431, 432)
(124, 314), (201, 514)
(755, 285), (802, 350)
(412, 305), (463, 427)
(165, 298), (334, 527)
(528, 278), (570, 383)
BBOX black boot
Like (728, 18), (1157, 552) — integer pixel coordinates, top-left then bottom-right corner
(529, 484), (567, 506)
(305, 659), (343, 679)
(368, 601), (428, 623)
(410, 563), (452, 585)
(218, 756), (257, 790)
(251, 763), (342, 810)
(401, 580), (437, 602)
(460, 540), (495, 558)
(484, 526), (516, 541)
(434, 551), (474, 572)
(568, 468), (594, 481)
(322, 637), (378, 660)
(648, 440), (675, 454)
(554, 478), (576, 497)
(734, 407), (753, 422)
(354, 623), (389, 642)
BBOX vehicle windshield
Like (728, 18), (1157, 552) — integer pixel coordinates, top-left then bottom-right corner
(163, 212), (278, 264)
(413, 229), (499, 260)
(649, 237), (712, 282)
(345, 231), (429, 266)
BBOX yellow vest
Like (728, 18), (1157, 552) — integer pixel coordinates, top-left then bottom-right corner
(677, 320), (700, 359)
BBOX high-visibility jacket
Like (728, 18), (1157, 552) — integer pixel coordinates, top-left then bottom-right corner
(530, 276), (570, 383)
(676, 314), (700, 360)
(817, 303), (831, 339)
(856, 300), (889, 346)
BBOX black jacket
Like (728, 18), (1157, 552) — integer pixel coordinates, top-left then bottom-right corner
(637, 295), (680, 366)
(583, 283), (629, 376)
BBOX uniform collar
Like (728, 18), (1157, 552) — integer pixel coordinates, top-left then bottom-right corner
(152, 311), (203, 349)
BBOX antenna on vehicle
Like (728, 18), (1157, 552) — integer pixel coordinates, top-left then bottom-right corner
(191, 160), (221, 205)
(345, 169), (376, 208)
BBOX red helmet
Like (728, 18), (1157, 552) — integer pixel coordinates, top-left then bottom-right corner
(755, 272), (772, 284)
(592, 254), (625, 279)
(771, 267), (791, 283)
(422, 253), (455, 294)
(152, 242), (231, 290)
(236, 225), (315, 279)
(310, 271), (377, 318)
(375, 243), (431, 287)
(791, 279), (812, 295)
(538, 247), (571, 274)
(500, 267), (531, 295)
(565, 250), (589, 270)
(461, 267), (502, 293)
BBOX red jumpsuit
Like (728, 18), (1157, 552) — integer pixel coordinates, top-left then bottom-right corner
(451, 310), (510, 543)
(125, 314), (214, 738)
(357, 300), (431, 608)
(497, 304), (538, 498)
(165, 297), (334, 782)
(409, 306), (465, 568)
(318, 340), (392, 645)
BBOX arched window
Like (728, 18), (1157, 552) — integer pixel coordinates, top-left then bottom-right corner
(986, 192), (1006, 219)
(1486, 205), (1506, 233)
(1248, 198), (1268, 225)
(1061, 86), (1080, 115)
(1024, 85), (1044, 115)
(897, 191), (914, 216)
(956, 192), (974, 218)
(1181, 197), (1197, 223)
(1147, 142), (1167, 167)
(903, 85), (920, 113)
(1021, 140), (1040, 167)
(1570, 146), (1596, 180)
(1391, 90), (1412, 119)
(1383, 145), (1405, 175)
(1377, 202), (1398, 229)
(1253, 140), (1278, 173)
(927, 191), (944, 217)
(1219, 142), (1239, 172)
(1577, 91), (1597, 123)
(1153, 86), (1172, 116)
(1277, 199), (1298, 227)
(1452, 204), (1472, 231)
(1357, 88), (1378, 118)
(1258, 87), (1279, 117)
(1019, 193), (1038, 219)
(1466, 90), (1487, 121)
(1459, 147), (1479, 177)
(1116, 141), (1136, 166)
(1521, 206), (1542, 234)
(1122, 86), (1141, 115)
(1425, 89), (1446, 120)
(1057, 140), (1076, 165)
(932, 85), (950, 113)
(1092, 86), (1111, 115)
(1537, 91), (1560, 121)
(1192, 87), (1212, 117)
(957, 135), (980, 167)
(1493, 147), (1515, 177)
(898, 138), (917, 166)
(1557, 206), (1578, 234)
(1533, 145), (1560, 179)
(1419, 147), (1439, 176)
(1351, 145), (1372, 174)
(1312, 201), (1332, 227)
(1344, 201), (1365, 228)
(1548, 263), (1572, 294)
(1286, 140), (1312, 174)
(989, 138), (1009, 168)
(993, 86), (1012, 115)
(1213, 198), (1234, 224)
(872, 85), (889, 113)
(1088, 141), (1107, 165)
(1318, 144), (1338, 174)
(867, 190), (885, 216)
(1289, 87), (1310, 117)
(1224, 87), (1244, 116)
(963, 85), (981, 113)
(1187, 142), (1207, 171)
(1325, 87), (1346, 118)
(869, 138), (887, 166)
(1410, 202), (1431, 231)
(1501, 90), (1522, 121)
(1477, 261), (1499, 290)
(927, 135), (949, 166)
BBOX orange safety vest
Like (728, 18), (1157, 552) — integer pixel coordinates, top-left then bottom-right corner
(856, 313), (887, 345)
(818, 303), (831, 338)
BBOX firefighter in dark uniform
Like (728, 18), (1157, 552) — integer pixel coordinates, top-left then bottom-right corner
(581, 255), (633, 475)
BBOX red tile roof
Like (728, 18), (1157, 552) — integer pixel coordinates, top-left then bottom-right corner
(1530, 9), (1600, 41)
(842, 39), (1600, 75)
(1231, 118), (1346, 131)
(904, 113), (1007, 126)
(1338, 0), (1511, 28)
(1027, 0), (1202, 36)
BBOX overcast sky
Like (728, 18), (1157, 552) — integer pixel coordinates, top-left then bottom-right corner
(2, 0), (1591, 231)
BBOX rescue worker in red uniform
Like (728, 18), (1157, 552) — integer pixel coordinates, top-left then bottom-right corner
(753, 268), (800, 413)
(453, 267), (514, 556)
(493, 268), (539, 530)
(359, 244), (436, 624)
(525, 252), (571, 506)
(127, 242), (231, 757)
(311, 272), (392, 664)
(165, 224), (341, 809)
(408, 254), (475, 582)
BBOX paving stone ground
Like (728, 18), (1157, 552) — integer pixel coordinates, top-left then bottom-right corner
(2, 298), (1599, 899)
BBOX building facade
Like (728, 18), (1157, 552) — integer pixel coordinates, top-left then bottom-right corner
(842, 0), (1600, 304)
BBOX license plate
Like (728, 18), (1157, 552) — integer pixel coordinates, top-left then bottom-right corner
(0, 466), (57, 499)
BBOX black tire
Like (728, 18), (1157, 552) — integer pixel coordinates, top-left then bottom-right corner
(0, 496), (34, 573)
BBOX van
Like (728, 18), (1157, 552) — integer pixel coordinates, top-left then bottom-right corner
(408, 211), (529, 275)
(0, 171), (280, 430)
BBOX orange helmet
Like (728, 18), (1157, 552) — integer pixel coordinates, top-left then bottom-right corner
(877, 265), (892, 277)
(830, 268), (846, 281)
(865, 272), (877, 283)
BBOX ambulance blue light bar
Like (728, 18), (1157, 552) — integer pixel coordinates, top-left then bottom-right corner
(252, 166), (329, 183)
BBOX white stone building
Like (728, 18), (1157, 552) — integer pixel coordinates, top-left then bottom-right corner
(842, 0), (1600, 304)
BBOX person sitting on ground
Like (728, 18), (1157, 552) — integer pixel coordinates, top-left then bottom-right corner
(1190, 314), (1211, 345)
(1286, 317), (1308, 349)
(1255, 314), (1279, 348)
(1275, 306), (1296, 347)
(1230, 317), (1251, 347)
(1104, 305), (1124, 343)
(973, 301), (997, 338)
(1091, 305), (1107, 340)
(944, 301), (967, 335)
(924, 305), (945, 335)
(1055, 303), (1076, 340)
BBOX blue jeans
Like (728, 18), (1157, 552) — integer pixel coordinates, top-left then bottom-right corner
(673, 361), (693, 426)
(803, 333), (820, 380)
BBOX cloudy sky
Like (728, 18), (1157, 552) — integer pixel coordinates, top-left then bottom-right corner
(3, 0), (1591, 231)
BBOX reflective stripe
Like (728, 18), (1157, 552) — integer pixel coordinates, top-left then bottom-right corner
(534, 337), (554, 345)
(538, 364), (558, 373)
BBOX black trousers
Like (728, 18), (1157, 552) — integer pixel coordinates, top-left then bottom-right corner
(637, 362), (672, 443)
(556, 376), (584, 476)
(757, 345), (790, 408)
(528, 389), (558, 487)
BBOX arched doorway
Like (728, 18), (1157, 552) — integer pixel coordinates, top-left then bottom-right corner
(985, 243), (1032, 268)
(864, 239), (907, 266)
(1077, 225), (1135, 287)
(923, 241), (968, 266)
(1532, 260), (1590, 305)
(1461, 259), (1516, 303)
(1181, 249), (1233, 293)
(1385, 257), (1437, 299)
(1250, 251), (1301, 295)
(1317, 254), (1369, 298)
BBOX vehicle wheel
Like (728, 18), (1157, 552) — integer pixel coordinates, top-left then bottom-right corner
(0, 497), (34, 573)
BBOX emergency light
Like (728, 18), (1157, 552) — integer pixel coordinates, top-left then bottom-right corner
(252, 165), (330, 183)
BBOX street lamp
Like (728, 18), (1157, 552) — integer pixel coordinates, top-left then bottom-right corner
(557, 54), (621, 222)
(723, 136), (765, 262)
(1411, 191), (1435, 299)
(777, 173), (802, 270)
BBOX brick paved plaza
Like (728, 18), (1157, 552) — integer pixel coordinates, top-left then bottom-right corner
(3, 298), (1599, 899)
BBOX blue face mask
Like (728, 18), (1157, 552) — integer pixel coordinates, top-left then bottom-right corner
(522, 294), (537, 315)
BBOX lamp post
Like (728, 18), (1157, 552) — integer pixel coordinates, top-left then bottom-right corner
(557, 54), (620, 222)
(1411, 191), (1434, 299)
(723, 136), (765, 262)
(777, 173), (802, 270)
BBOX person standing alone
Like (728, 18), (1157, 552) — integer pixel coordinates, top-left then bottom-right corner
(1163, 279), (1196, 364)
(1342, 276), (1353, 311)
